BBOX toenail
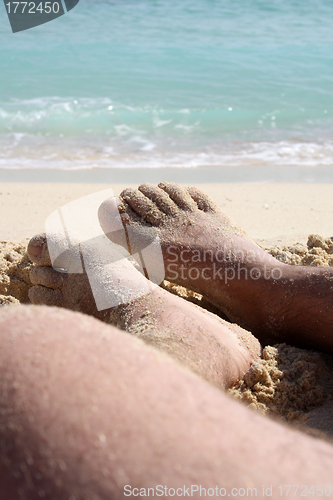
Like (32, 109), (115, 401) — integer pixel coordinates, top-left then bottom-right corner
(28, 244), (43, 257)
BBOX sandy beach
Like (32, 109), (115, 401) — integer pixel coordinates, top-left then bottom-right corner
(2, 181), (333, 245)
(1, 181), (333, 441)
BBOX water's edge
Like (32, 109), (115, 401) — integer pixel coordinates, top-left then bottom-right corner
(1, 166), (333, 184)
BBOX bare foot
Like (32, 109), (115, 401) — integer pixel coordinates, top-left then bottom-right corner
(98, 182), (282, 331)
(27, 234), (261, 389)
(99, 182), (333, 353)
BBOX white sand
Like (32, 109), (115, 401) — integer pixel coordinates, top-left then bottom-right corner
(1, 182), (332, 245)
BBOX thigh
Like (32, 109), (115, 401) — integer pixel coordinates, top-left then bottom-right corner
(0, 305), (332, 499)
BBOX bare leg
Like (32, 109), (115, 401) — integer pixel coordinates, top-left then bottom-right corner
(0, 305), (332, 499)
(27, 235), (260, 389)
(99, 182), (333, 352)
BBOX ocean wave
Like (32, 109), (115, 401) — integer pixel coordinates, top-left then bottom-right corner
(1, 133), (333, 169)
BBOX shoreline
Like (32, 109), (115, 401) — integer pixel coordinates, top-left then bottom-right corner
(1, 165), (333, 184)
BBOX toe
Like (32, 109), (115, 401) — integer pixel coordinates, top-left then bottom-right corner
(186, 186), (218, 213)
(28, 234), (52, 266)
(30, 266), (65, 288)
(158, 181), (198, 211)
(138, 183), (179, 216)
(28, 285), (63, 307)
(120, 188), (166, 225)
(98, 197), (130, 250)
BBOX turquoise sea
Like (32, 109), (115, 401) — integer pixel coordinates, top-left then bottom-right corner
(1, 0), (333, 170)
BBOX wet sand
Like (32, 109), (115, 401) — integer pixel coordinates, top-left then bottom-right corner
(1, 182), (333, 440)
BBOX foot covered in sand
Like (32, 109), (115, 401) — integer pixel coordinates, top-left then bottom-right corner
(99, 182), (284, 335)
(27, 234), (260, 389)
(99, 182), (333, 353)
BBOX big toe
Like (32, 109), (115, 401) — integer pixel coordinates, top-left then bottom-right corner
(28, 234), (52, 266)
(98, 196), (131, 250)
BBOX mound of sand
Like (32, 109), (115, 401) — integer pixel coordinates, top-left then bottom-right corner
(266, 234), (333, 267)
(1, 235), (333, 440)
(0, 240), (32, 305)
(229, 344), (333, 440)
